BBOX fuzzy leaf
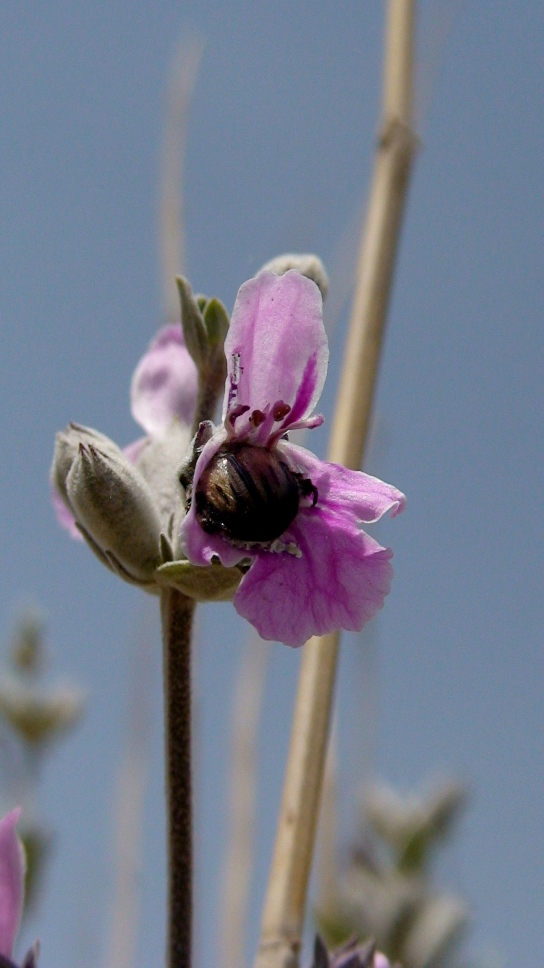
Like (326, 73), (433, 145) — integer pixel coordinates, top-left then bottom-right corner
(176, 276), (208, 370)
(203, 297), (229, 350)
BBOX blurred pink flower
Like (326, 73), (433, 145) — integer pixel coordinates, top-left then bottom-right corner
(180, 270), (405, 647)
(0, 809), (45, 967)
(0, 810), (25, 964)
(310, 935), (393, 968)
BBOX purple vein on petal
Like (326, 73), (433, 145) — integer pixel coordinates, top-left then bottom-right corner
(287, 352), (319, 426)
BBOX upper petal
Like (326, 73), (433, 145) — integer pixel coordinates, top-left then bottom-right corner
(130, 324), (198, 436)
(280, 443), (406, 522)
(222, 271), (328, 427)
(0, 809), (25, 958)
(233, 505), (394, 647)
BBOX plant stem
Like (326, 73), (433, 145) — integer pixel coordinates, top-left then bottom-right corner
(161, 588), (195, 968)
(253, 5), (418, 968)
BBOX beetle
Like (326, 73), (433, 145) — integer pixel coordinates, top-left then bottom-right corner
(192, 442), (317, 544)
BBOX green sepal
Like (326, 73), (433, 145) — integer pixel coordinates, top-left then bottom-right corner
(176, 276), (208, 370)
(203, 297), (230, 350)
(154, 559), (243, 601)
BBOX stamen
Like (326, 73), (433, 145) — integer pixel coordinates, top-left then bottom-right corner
(273, 400), (291, 421)
(249, 409), (266, 427)
(226, 404), (250, 433)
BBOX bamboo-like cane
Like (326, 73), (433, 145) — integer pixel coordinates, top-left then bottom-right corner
(220, 636), (270, 968)
(160, 37), (204, 319)
(253, 5), (418, 968)
(315, 726), (339, 921)
(105, 616), (155, 968)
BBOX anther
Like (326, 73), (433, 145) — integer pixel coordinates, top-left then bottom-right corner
(250, 409), (266, 427)
(273, 401), (291, 421)
(226, 404), (250, 432)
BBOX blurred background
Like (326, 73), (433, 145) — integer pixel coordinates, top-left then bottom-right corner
(1, 2), (543, 967)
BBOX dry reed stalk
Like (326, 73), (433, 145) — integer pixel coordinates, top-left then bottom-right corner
(315, 726), (339, 920)
(220, 636), (270, 968)
(253, 5), (418, 968)
(105, 617), (155, 968)
(160, 37), (204, 319)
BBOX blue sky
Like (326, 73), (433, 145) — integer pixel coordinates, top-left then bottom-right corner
(1, 3), (543, 967)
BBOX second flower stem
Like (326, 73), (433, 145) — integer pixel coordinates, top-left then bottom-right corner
(161, 588), (195, 968)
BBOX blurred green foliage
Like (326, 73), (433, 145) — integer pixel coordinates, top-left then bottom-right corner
(316, 780), (472, 968)
(0, 609), (85, 913)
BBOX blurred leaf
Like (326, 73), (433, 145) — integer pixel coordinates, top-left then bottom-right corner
(0, 677), (85, 746)
(203, 297), (229, 350)
(402, 895), (468, 968)
(10, 611), (46, 675)
(364, 781), (466, 873)
(176, 275), (208, 369)
(19, 825), (53, 915)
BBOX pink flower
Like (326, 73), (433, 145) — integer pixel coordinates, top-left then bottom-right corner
(179, 270), (405, 647)
(52, 324), (198, 539)
(0, 810), (25, 963)
(129, 323), (198, 439)
(310, 935), (393, 968)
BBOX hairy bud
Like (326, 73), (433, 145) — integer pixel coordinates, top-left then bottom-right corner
(66, 441), (162, 583)
(260, 253), (329, 300)
(51, 423), (120, 510)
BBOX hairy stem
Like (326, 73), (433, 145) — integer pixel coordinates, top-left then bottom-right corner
(253, 5), (418, 968)
(161, 588), (195, 968)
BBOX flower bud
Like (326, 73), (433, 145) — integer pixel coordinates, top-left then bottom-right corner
(51, 423), (121, 510)
(66, 442), (163, 583)
(260, 253), (329, 300)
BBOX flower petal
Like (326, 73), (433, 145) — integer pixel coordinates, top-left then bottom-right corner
(0, 809), (25, 958)
(222, 271), (328, 427)
(281, 443), (406, 522)
(122, 435), (148, 464)
(179, 428), (250, 567)
(373, 956), (390, 968)
(233, 506), (394, 647)
(130, 324), (198, 436)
